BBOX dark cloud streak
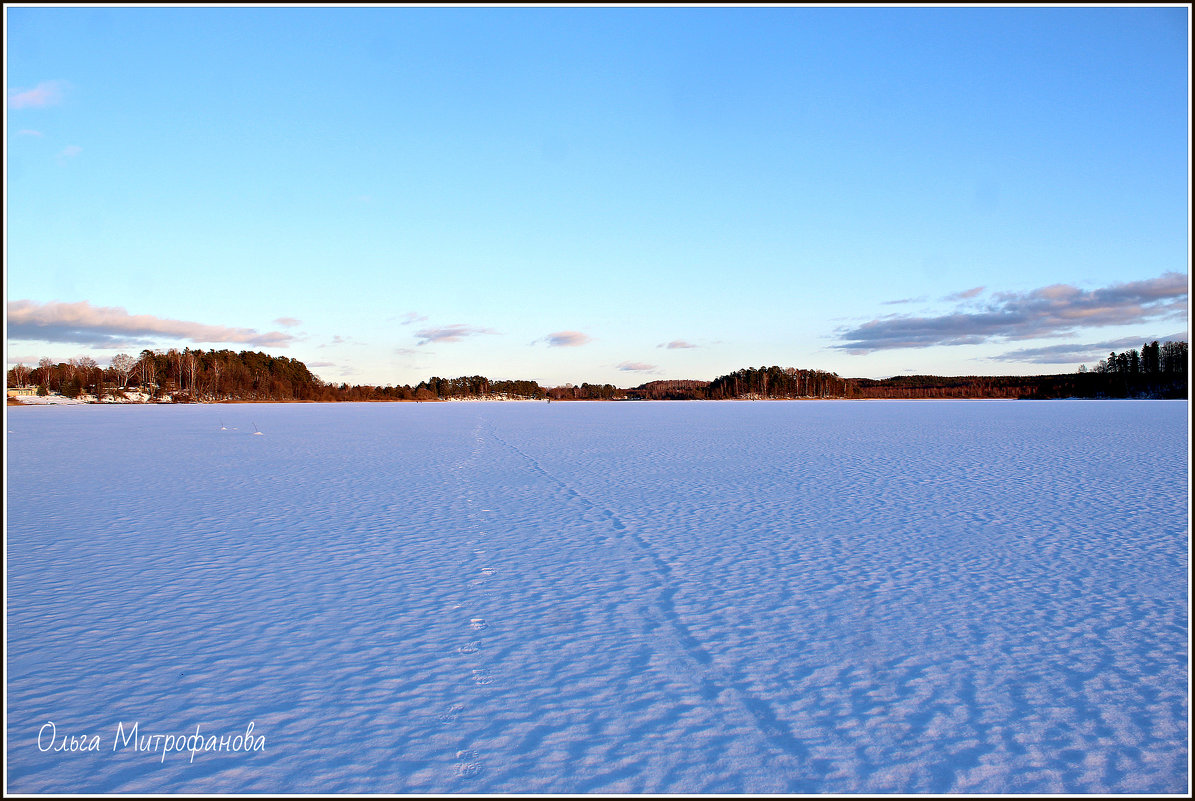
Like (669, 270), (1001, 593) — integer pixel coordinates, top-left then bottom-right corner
(414, 325), (497, 345)
(943, 286), (985, 302)
(837, 273), (1188, 353)
(995, 332), (1189, 365)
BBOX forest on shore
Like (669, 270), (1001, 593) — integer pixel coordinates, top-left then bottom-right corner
(7, 340), (1188, 404)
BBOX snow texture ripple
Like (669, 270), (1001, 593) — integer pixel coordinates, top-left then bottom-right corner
(5, 400), (1189, 793)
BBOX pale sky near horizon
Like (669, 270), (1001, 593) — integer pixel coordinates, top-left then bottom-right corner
(4, 5), (1190, 386)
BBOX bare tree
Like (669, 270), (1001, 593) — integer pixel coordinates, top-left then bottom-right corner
(110, 353), (136, 389)
(165, 348), (183, 393)
(37, 357), (55, 391)
(76, 356), (99, 397)
(210, 358), (223, 398)
(183, 350), (199, 397)
(137, 352), (158, 392)
(10, 362), (31, 387)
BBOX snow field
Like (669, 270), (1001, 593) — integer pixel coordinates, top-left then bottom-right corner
(5, 400), (1189, 793)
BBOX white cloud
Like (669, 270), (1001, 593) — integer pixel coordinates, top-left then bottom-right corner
(7, 299), (295, 348)
(8, 80), (66, 109)
(415, 325), (498, 345)
(542, 331), (592, 347)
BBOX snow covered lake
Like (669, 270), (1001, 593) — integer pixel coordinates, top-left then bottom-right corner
(5, 400), (1189, 793)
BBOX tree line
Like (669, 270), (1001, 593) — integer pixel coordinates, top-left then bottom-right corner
(7, 340), (1187, 403)
(1088, 340), (1187, 376)
(849, 339), (1187, 399)
(9, 348), (325, 402)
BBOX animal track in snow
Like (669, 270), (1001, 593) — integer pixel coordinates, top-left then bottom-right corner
(438, 704), (464, 723)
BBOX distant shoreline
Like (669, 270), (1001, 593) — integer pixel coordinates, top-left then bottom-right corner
(9, 341), (1188, 403)
(9, 395), (1188, 408)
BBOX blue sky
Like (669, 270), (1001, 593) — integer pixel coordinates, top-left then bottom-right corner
(5, 5), (1189, 386)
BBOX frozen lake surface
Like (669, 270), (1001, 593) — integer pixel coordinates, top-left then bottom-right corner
(5, 400), (1189, 793)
